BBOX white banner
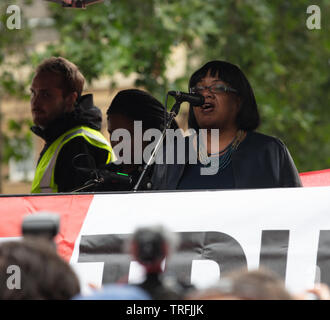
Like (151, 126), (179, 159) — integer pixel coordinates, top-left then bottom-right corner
(70, 186), (330, 294)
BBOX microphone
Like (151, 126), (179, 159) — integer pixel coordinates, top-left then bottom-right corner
(168, 91), (204, 106)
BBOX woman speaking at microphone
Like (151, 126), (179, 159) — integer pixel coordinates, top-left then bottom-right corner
(151, 60), (302, 190)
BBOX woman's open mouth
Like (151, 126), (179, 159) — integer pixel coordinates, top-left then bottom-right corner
(200, 103), (214, 113)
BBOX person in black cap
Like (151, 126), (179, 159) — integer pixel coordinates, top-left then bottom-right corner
(105, 89), (178, 191)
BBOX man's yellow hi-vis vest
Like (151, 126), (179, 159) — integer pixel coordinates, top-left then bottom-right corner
(31, 126), (113, 193)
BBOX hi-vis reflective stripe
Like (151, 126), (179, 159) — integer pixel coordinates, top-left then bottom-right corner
(34, 127), (111, 193)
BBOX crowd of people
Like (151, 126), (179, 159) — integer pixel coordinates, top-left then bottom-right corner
(0, 224), (329, 301)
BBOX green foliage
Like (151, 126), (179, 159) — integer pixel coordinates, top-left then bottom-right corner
(0, 71), (29, 99)
(0, 0), (31, 59)
(0, 0), (32, 99)
(2, 119), (33, 163)
(0, 0), (33, 168)
(39, 0), (179, 98)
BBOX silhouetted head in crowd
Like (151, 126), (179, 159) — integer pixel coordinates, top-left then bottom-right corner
(129, 225), (185, 300)
(0, 239), (80, 299)
(187, 267), (293, 300)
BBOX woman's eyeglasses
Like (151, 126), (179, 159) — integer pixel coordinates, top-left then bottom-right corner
(190, 83), (238, 95)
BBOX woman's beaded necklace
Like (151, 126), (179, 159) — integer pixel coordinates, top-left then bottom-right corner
(195, 130), (246, 173)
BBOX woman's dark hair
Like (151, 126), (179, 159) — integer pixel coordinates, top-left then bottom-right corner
(107, 89), (178, 131)
(188, 60), (260, 131)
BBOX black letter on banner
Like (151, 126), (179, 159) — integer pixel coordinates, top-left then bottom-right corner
(259, 230), (289, 279)
(166, 232), (247, 283)
(78, 234), (132, 284)
(316, 231), (330, 287)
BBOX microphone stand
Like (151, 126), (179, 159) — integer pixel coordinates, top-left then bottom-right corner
(70, 153), (134, 192)
(132, 100), (182, 192)
(71, 178), (105, 193)
(71, 170), (133, 193)
(70, 169), (106, 193)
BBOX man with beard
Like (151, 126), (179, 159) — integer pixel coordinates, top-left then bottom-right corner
(30, 57), (113, 193)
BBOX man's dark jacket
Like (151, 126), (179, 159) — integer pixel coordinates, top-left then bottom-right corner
(151, 131), (302, 190)
(31, 94), (109, 192)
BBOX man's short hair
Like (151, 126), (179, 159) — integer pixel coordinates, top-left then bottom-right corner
(35, 57), (85, 97)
